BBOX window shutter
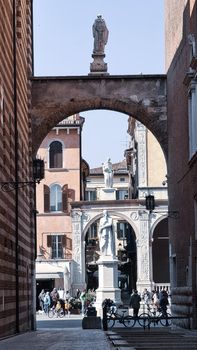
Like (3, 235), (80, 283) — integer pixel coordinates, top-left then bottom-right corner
(62, 235), (67, 247)
(66, 237), (72, 249)
(47, 235), (52, 247)
(44, 185), (50, 212)
(62, 184), (68, 213)
(68, 188), (75, 201)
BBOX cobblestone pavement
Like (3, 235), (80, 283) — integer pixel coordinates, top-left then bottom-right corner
(0, 329), (113, 350)
(1, 315), (197, 350)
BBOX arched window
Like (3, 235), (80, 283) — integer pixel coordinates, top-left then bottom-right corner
(49, 141), (62, 168)
(50, 184), (62, 211)
(44, 184), (69, 213)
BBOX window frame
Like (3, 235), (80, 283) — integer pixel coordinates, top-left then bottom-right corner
(50, 184), (62, 212)
(49, 140), (63, 169)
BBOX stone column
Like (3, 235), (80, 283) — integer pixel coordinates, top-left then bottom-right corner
(71, 211), (86, 294)
(136, 211), (154, 293)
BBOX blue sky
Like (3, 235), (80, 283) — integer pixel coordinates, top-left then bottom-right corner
(33, 0), (164, 168)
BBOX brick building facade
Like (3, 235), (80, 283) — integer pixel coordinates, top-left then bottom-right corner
(165, 0), (197, 327)
(0, 0), (35, 337)
(0, 0), (197, 339)
(35, 115), (85, 302)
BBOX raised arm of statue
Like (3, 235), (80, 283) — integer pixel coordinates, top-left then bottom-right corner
(92, 14), (109, 55)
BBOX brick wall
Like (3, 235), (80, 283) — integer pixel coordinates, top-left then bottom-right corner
(0, 0), (34, 337)
(165, 0), (197, 328)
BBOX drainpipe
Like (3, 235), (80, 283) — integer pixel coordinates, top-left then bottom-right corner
(12, 0), (19, 333)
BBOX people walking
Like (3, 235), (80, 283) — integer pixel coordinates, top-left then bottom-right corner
(80, 289), (87, 316)
(50, 288), (59, 308)
(38, 289), (45, 312)
(152, 290), (160, 310)
(76, 288), (81, 299)
(129, 290), (141, 317)
(43, 291), (51, 314)
(142, 288), (152, 311)
(159, 289), (169, 316)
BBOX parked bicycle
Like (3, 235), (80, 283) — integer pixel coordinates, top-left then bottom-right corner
(107, 308), (135, 328)
(107, 306), (152, 329)
(140, 306), (172, 327)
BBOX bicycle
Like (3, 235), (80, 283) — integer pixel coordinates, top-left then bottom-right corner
(140, 306), (172, 327)
(48, 306), (64, 318)
(107, 308), (135, 328)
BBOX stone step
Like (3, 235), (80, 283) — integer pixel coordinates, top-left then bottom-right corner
(107, 328), (197, 350)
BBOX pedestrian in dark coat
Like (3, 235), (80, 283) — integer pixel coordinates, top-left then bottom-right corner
(159, 289), (169, 316)
(129, 290), (141, 317)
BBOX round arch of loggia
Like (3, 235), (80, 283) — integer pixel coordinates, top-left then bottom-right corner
(82, 210), (139, 248)
(150, 214), (168, 242)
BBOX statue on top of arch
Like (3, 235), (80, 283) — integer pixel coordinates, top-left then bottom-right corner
(92, 14), (109, 55)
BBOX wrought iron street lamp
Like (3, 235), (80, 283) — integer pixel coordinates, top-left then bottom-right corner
(0, 159), (45, 191)
(145, 194), (155, 212)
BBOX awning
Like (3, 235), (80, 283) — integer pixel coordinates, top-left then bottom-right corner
(36, 273), (63, 279)
(36, 261), (64, 280)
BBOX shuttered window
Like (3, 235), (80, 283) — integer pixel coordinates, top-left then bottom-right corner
(51, 235), (63, 259)
(44, 184), (69, 213)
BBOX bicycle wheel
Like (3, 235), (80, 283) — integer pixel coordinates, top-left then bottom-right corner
(58, 308), (64, 318)
(48, 309), (54, 318)
(138, 313), (150, 328)
(123, 316), (136, 328)
(159, 312), (172, 327)
(107, 317), (115, 328)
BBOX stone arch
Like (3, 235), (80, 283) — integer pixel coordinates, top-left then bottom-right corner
(31, 76), (167, 158)
(81, 209), (139, 291)
(150, 214), (168, 241)
(82, 210), (139, 243)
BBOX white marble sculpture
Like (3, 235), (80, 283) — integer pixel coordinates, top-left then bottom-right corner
(98, 210), (114, 257)
(102, 158), (113, 188)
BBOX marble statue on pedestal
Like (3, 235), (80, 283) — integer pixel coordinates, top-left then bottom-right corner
(102, 158), (113, 188)
(92, 14), (109, 55)
(99, 210), (114, 257)
(89, 15), (109, 75)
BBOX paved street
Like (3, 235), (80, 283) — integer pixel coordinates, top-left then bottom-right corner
(36, 312), (83, 329)
(1, 314), (197, 350)
(0, 314), (112, 350)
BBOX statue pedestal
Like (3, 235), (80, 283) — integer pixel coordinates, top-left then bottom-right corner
(95, 256), (122, 316)
(89, 54), (109, 75)
(100, 188), (116, 200)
